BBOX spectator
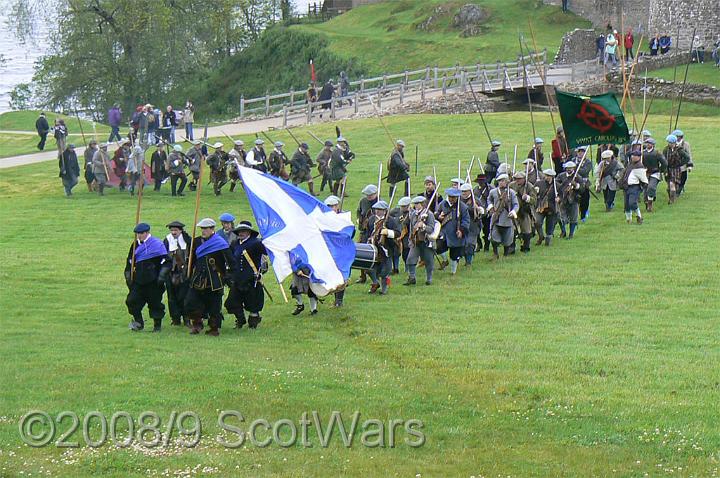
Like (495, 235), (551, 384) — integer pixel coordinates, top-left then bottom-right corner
(138, 104), (150, 147)
(624, 28), (634, 60)
(650, 34), (660, 56)
(713, 36), (720, 67)
(163, 105), (178, 143)
(59, 143), (80, 196)
(318, 79), (335, 119)
(107, 104), (122, 142)
(35, 112), (50, 151)
(692, 35), (705, 63)
(659, 34), (671, 54)
(604, 30), (619, 68)
(596, 33), (606, 63)
(147, 106), (158, 145)
(184, 101), (195, 140)
(339, 71), (352, 106)
(561, 0), (568, 12)
(130, 105), (143, 143)
(54, 119), (68, 158)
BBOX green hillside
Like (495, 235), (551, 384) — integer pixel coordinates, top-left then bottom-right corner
(294, 0), (591, 74)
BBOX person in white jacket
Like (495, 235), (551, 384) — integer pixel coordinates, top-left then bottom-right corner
(622, 150), (648, 224)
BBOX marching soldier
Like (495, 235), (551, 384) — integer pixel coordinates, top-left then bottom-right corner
(227, 140), (246, 192)
(620, 150), (648, 224)
(404, 196), (436, 286)
(290, 142), (317, 195)
(436, 187), (471, 275)
(522, 158), (542, 185)
(387, 139), (410, 197)
(570, 146), (593, 222)
(167, 144), (188, 197)
(421, 176), (442, 213)
(225, 221), (267, 329)
(268, 141), (290, 180)
(642, 137), (667, 212)
(366, 201), (401, 294)
(316, 140), (334, 192)
(594, 149), (624, 211)
(185, 139), (203, 191)
(163, 221), (191, 326)
(508, 171), (537, 253)
(459, 183), (483, 265)
(124, 223), (171, 332)
(92, 142), (111, 196)
(486, 174), (519, 259)
(246, 138), (268, 173)
(389, 196), (412, 274)
(484, 140), (502, 182)
(598, 143), (620, 166)
(330, 136), (354, 196)
(206, 142), (228, 196)
(556, 160), (588, 239)
(83, 139), (98, 192)
(551, 126), (569, 175)
(185, 218), (235, 336)
(673, 130), (693, 196)
(355, 184), (378, 284)
(473, 173), (493, 252)
(663, 134), (690, 204)
(534, 169), (559, 246)
(527, 137), (545, 169)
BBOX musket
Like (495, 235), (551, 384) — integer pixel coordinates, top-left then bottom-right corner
(74, 108), (87, 148)
(674, 27), (697, 131)
(307, 131), (325, 146)
(339, 176), (348, 211)
(467, 80), (494, 146)
(518, 35), (538, 153)
(457, 160), (461, 181)
(366, 94), (396, 149)
(377, 162), (383, 200)
(512, 145), (517, 175)
(285, 128), (302, 147)
(222, 131), (236, 143)
(432, 166), (439, 211)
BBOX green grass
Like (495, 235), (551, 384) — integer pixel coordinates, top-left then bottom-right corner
(294, 0), (591, 74)
(1, 109), (719, 477)
(648, 62), (720, 88)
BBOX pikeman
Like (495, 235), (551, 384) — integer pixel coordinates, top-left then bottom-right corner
(484, 140), (502, 182)
(642, 137), (667, 212)
(167, 144), (188, 197)
(185, 218), (235, 336)
(570, 146), (593, 222)
(527, 137), (545, 169)
(268, 140), (290, 180)
(672, 130), (693, 196)
(663, 134), (690, 204)
(366, 200), (401, 295)
(92, 142), (111, 196)
(389, 196), (412, 274)
(83, 139), (98, 192)
(225, 221), (267, 329)
(620, 150), (648, 224)
(316, 140), (334, 192)
(124, 223), (171, 332)
(290, 142), (317, 195)
(534, 169), (559, 246)
(436, 187), (470, 275)
(556, 159), (588, 239)
(522, 158), (542, 186)
(355, 184), (378, 284)
(246, 138), (268, 173)
(422, 176), (442, 214)
(227, 139), (246, 192)
(508, 171), (537, 253)
(594, 149), (624, 212)
(325, 195), (349, 307)
(330, 136), (354, 196)
(387, 139), (410, 197)
(206, 142), (229, 196)
(551, 126), (569, 175)
(404, 195), (437, 286)
(163, 221), (192, 326)
(459, 183), (483, 265)
(185, 139), (203, 191)
(486, 173), (519, 260)
(473, 173), (494, 252)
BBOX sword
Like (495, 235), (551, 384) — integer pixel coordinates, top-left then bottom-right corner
(242, 249), (273, 302)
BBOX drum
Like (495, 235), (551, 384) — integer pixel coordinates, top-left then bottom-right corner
(352, 243), (379, 270)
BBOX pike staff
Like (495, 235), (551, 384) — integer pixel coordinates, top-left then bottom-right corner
(674, 27), (697, 130)
(186, 148), (207, 278)
(129, 144), (147, 281)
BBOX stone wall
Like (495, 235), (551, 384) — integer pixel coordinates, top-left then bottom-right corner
(348, 91), (496, 119)
(555, 29), (599, 64)
(543, 0), (720, 51)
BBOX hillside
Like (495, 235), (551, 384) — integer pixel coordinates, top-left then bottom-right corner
(294, 0), (591, 74)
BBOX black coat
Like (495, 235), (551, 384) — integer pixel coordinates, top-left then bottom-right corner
(188, 235), (235, 292)
(59, 149), (80, 178)
(124, 242), (171, 286)
(230, 236), (267, 287)
(387, 150), (409, 184)
(36, 116), (49, 134)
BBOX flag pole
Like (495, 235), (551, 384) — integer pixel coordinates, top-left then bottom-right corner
(271, 265), (289, 303)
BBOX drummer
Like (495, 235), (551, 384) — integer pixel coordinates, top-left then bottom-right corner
(325, 195), (350, 307)
(365, 200), (401, 295)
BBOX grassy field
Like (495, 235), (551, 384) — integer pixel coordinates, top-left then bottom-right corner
(0, 110), (111, 159)
(1, 109), (719, 477)
(295, 0), (591, 74)
(649, 62), (720, 88)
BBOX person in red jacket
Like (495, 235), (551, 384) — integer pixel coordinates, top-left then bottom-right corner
(624, 29), (635, 60)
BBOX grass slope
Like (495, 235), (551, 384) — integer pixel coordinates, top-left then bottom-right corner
(0, 110), (719, 477)
(649, 62), (720, 88)
(295, 0), (590, 74)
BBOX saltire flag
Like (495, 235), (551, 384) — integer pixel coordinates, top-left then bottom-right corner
(310, 59), (316, 83)
(556, 90), (630, 148)
(238, 166), (355, 295)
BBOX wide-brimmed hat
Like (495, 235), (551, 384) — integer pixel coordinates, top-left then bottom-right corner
(233, 220), (258, 236)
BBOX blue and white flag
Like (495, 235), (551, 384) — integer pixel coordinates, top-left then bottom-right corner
(238, 166), (356, 293)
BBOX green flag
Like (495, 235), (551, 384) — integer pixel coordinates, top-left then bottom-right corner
(556, 90), (630, 148)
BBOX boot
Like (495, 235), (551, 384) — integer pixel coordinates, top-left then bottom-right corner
(129, 314), (144, 331)
(647, 201), (654, 213)
(483, 240), (490, 252)
(379, 279), (388, 295)
(491, 243), (500, 261)
(205, 317), (220, 336)
(189, 316), (203, 334)
(309, 298), (318, 315)
(152, 319), (162, 333)
(368, 283), (380, 294)
(545, 236), (552, 246)
(248, 313), (262, 329)
(229, 182), (236, 192)
(403, 277), (416, 286)
(234, 315), (246, 329)
(355, 270), (367, 284)
(308, 182), (318, 196)
(569, 223), (577, 238)
(535, 236), (544, 246)
(292, 303), (305, 316)
(521, 234), (531, 253)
